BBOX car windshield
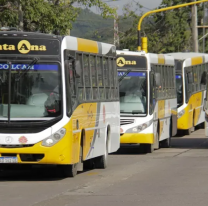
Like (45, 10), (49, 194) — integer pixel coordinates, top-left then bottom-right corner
(119, 71), (147, 115)
(0, 62), (62, 120)
(176, 74), (183, 106)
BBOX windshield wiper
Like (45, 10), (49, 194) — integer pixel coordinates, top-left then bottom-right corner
(15, 57), (39, 81)
(118, 68), (132, 84)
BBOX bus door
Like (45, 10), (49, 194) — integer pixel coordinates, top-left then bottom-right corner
(185, 67), (194, 128)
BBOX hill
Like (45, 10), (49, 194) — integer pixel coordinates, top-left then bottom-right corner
(70, 9), (133, 44)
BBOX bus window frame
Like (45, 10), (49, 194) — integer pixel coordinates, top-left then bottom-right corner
(73, 51), (118, 104)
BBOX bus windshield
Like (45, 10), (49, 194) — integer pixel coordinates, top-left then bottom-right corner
(176, 74), (183, 106)
(119, 71), (147, 115)
(0, 63), (62, 120)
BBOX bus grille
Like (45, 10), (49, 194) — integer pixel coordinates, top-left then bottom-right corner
(0, 144), (34, 148)
(120, 119), (134, 125)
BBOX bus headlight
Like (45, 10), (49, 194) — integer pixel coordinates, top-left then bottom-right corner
(177, 109), (185, 119)
(127, 120), (153, 133)
(42, 128), (66, 147)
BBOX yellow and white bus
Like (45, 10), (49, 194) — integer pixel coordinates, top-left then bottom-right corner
(0, 31), (120, 177)
(117, 50), (177, 153)
(168, 53), (208, 135)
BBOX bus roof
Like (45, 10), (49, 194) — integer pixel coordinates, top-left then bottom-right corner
(166, 52), (208, 60)
(116, 50), (175, 66)
(63, 36), (115, 55)
(167, 52), (208, 68)
(0, 31), (59, 39)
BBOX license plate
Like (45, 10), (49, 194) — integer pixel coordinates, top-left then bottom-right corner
(0, 157), (18, 163)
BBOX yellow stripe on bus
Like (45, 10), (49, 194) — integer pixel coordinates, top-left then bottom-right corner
(77, 38), (98, 53)
(158, 54), (165, 64)
(177, 91), (203, 130)
(191, 57), (203, 66)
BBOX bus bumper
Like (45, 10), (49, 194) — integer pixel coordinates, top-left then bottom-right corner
(0, 136), (72, 165)
(120, 133), (154, 144)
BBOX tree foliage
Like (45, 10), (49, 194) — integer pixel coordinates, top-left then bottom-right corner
(0, 0), (116, 35)
(120, 0), (205, 53)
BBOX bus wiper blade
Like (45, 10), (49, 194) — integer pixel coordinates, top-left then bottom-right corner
(118, 68), (131, 83)
(15, 57), (39, 81)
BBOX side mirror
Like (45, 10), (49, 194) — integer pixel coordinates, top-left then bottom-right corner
(154, 73), (161, 87)
(65, 59), (81, 78)
(201, 71), (207, 85)
(177, 85), (182, 93)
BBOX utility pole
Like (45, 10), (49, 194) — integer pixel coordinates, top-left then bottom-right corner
(18, 0), (23, 31)
(192, 0), (199, 52)
(114, 9), (119, 47)
(203, 2), (206, 52)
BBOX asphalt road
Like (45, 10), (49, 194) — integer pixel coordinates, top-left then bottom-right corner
(0, 129), (208, 206)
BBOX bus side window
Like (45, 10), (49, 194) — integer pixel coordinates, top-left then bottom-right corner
(109, 58), (114, 99)
(90, 55), (98, 100)
(104, 58), (110, 99)
(76, 54), (85, 101)
(150, 72), (155, 115)
(113, 58), (118, 99)
(97, 56), (104, 100)
(83, 54), (92, 101)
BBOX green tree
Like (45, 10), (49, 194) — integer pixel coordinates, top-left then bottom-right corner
(0, 0), (116, 35)
(120, 0), (205, 53)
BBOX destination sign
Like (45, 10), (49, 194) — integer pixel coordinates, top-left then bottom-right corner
(0, 64), (58, 71)
(0, 38), (60, 55)
(116, 55), (147, 70)
(118, 72), (146, 77)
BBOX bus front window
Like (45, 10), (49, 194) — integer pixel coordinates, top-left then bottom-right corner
(119, 71), (147, 115)
(176, 74), (183, 106)
(0, 63), (62, 120)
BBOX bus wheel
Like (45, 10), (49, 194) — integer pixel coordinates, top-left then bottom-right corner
(154, 132), (159, 150)
(59, 164), (78, 178)
(95, 139), (108, 169)
(142, 144), (154, 153)
(84, 159), (95, 170)
(160, 137), (171, 148)
(184, 128), (192, 136)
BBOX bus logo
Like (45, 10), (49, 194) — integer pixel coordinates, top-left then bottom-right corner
(5, 136), (13, 144)
(18, 40), (46, 54)
(117, 57), (136, 67)
(18, 136), (28, 144)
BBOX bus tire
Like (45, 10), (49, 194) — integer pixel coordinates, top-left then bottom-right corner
(143, 143), (154, 153)
(95, 135), (109, 169)
(160, 137), (171, 148)
(154, 132), (159, 150)
(184, 128), (191, 135)
(59, 164), (78, 178)
(83, 159), (95, 170)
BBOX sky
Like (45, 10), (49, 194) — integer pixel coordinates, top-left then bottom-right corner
(92, 0), (163, 15)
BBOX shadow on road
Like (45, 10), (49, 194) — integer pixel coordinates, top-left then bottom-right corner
(111, 128), (208, 155)
(171, 137), (208, 149)
(111, 144), (144, 155)
(0, 165), (105, 181)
